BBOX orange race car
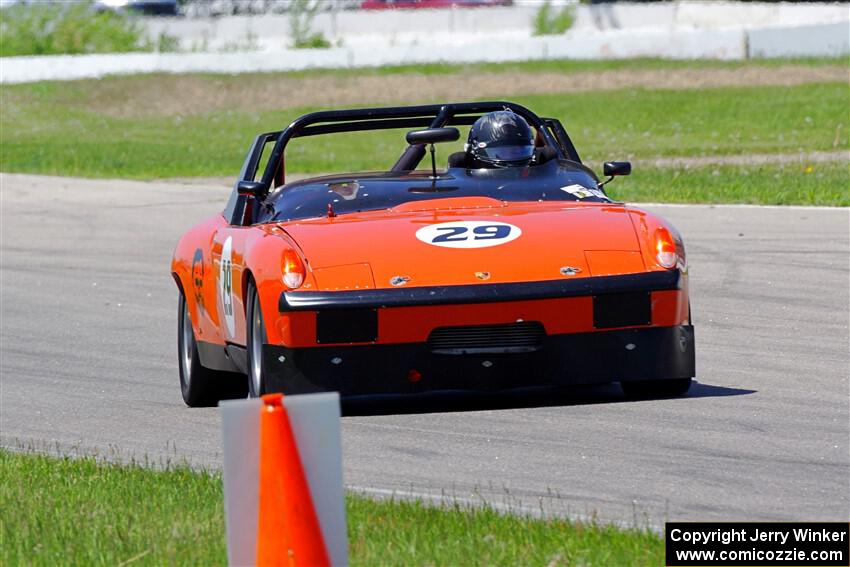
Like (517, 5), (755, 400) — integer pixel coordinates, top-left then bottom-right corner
(171, 102), (694, 407)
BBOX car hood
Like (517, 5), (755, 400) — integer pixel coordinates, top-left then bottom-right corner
(274, 197), (645, 290)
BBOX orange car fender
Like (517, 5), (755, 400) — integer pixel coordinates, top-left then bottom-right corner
(242, 228), (317, 346)
(626, 208), (689, 324)
(626, 208), (685, 271)
(171, 214), (227, 343)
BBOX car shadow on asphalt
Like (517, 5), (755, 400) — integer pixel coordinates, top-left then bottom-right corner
(340, 381), (756, 416)
(686, 381), (757, 398)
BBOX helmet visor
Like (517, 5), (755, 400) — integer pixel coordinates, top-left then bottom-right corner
(478, 143), (535, 163)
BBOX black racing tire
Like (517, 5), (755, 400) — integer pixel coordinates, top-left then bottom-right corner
(621, 377), (692, 400)
(246, 281), (270, 398)
(178, 292), (247, 407)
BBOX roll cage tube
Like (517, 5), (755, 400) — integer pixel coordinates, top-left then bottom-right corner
(227, 102), (583, 225)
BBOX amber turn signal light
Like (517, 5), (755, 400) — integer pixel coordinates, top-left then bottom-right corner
(654, 227), (678, 269)
(282, 249), (305, 289)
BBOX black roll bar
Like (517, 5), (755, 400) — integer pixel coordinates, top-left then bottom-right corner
(252, 101), (576, 191)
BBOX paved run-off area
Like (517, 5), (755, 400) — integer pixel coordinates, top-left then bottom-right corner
(0, 173), (847, 526)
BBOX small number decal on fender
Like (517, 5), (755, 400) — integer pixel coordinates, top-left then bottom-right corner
(219, 236), (235, 339)
(416, 221), (522, 249)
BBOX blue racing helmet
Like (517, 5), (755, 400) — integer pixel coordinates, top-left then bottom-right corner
(465, 110), (535, 167)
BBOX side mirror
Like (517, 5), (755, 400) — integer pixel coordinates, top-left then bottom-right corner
(235, 180), (265, 226)
(405, 127), (460, 145)
(603, 161), (632, 177)
(237, 179), (264, 196)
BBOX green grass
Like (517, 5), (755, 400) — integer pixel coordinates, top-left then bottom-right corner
(1, 63), (847, 205)
(533, 1), (576, 36)
(538, 83), (848, 162)
(1, 449), (662, 566)
(348, 495), (662, 566)
(607, 162), (850, 206)
(2, 81), (847, 177)
(0, 450), (225, 566)
(154, 56), (850, 80)
(0, 1), (152, 57)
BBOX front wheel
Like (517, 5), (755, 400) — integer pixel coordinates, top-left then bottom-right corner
(246, 282), (269, 398)
(178, 293), (246, 407)
(621, 378), (692, 400)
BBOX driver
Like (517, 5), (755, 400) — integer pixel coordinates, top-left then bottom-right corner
(464, 110), (535, 168)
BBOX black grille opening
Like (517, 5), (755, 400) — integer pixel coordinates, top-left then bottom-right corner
(316, 309), (377, 344)
(427, 321), (546, 355)
(593, 292), (651, 329)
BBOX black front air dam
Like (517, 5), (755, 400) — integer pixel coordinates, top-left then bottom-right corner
(261, 325), (695, 396)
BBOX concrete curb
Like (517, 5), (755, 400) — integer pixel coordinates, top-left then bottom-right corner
(0, 18), (846, 84)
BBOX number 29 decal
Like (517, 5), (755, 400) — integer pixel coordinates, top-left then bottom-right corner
(416, 221), (522, 249)
(218, 236), (236, 338)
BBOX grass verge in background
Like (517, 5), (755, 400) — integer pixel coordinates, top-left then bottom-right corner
(346, 56), (849, 76)
(0, 449), (663, 566)
(2, 80), (846, 178)
(0, 1), (155, 57)
(533, 0), (576, 36)
(288, 0), (331, 49)
(607, 162), (850, 207)
(87, 56), (850, 81)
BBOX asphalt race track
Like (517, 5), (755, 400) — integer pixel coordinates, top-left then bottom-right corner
(1, 173), (848, 526)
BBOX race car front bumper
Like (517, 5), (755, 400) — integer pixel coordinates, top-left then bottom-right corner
(266, 269), (694, 396)
(261, 324), (694, 396)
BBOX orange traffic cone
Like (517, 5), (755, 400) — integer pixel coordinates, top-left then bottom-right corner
(257, 393), (330, 566)
(221, 393), (347, 567)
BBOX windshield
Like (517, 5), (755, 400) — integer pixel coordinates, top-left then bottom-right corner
(263, 159), (608, 224)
